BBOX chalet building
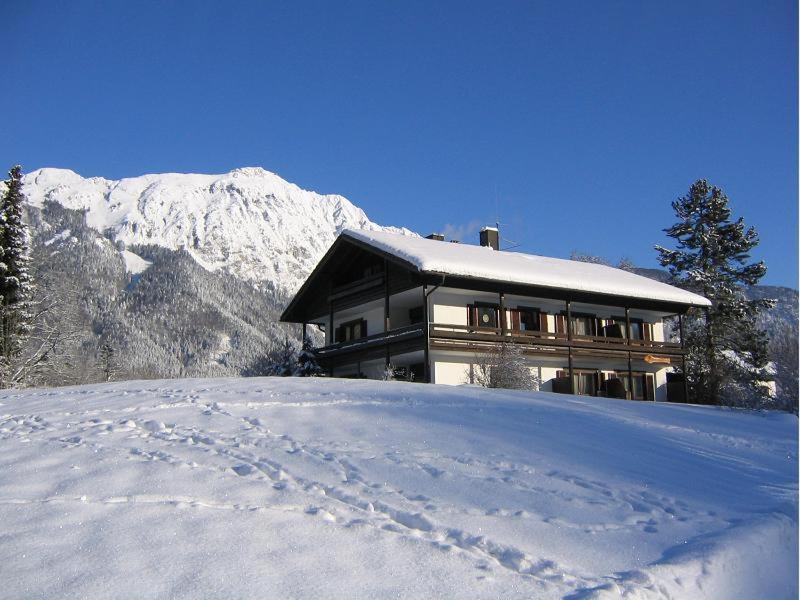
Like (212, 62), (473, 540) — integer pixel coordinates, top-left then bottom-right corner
(280, 228), (711, 402)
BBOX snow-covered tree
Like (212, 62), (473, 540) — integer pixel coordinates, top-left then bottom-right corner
(655, 180), (774, 407)
(99, 341), (116, 382)
(0, 166), (34, 386)
(267, 336), (298, 376)
(473, 342), (539, 390)
(770, 321), (798, 414)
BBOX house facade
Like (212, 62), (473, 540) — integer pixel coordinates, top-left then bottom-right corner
(280, 228), (711, 402)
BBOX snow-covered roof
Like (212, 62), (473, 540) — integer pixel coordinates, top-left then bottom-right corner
(342, 229), (711, 308)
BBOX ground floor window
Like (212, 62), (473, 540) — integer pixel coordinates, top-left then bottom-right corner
(553, 369), (655, 400)
(609, 371), (655, 401)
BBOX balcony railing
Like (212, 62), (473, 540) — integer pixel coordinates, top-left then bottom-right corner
(315, 324), (425, 356)
(428, 323), (684, 355)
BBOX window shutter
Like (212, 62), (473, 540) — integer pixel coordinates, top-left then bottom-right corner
(643, 323), (652, 341)
(361, 319), (367, 338)
(539, 311), (548, 332)
(511, 309), (521, 330)
(645, 374), (655, 401)
(555, 314), (566, 334)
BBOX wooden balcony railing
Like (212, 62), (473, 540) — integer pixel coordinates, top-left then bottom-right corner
(315, 324), (425, 356)
(428, 323), (684, 355)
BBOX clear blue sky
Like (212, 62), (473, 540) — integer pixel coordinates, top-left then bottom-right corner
(4, 1), (797, 287)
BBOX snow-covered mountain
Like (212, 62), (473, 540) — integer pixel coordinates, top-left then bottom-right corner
(23, 167), (414, 289)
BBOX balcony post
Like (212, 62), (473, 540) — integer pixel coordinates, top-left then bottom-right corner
(566, 300), (574, 394)
(680, 312), (689, 402)
(384, 260), (390, 368)
(499, 293), (506, 336)
(625, 307), (632, 345)
(423, 284), (430, 383)
(625, 307), (634, 399)
(328, 301), (334, 377)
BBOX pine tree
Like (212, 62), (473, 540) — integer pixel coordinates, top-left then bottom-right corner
(0, 166), (33, 386)
(99, 341), (116, 382)
(655, 180), (774, 407)
(268, 336), (297, 376)
(296, 337), (322, 377)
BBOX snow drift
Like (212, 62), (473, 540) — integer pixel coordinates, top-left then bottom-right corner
(0, 379), (796, 598)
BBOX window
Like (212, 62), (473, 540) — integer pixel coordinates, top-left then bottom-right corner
(468, 303), (498, 328)
(575, 372), (598, 395)
(605, 317), (650, 340)
(510, 307), (541, 332)
(336, 319), (367, 343)
(610, 371), (655, 400)
(570, 313), (597, 337)
(555, 369), (600, 396)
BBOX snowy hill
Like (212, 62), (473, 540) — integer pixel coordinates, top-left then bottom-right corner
(1, 378), (796, 598)
(23, 167), (414, 288)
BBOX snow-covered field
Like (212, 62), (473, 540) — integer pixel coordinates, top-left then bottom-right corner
(1, 379), (796, 599)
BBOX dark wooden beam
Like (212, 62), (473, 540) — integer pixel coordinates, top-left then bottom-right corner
(384, 259), (390, 368)
(328, 302), (334, 377)
(565, 299), (574, 393)
(625, 307), (632, 345)
(628, 352), (634, 401)
(499, 292), (506, 335)
(423, 284), (430, 383)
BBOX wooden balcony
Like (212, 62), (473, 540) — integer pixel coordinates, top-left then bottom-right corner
(428, 323), (684, 358)
(313, 322), (683, 367)
(315, 324), (425, 359)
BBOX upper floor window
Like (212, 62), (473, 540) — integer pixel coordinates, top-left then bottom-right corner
(571, 313), (597, 337)
(468, 303), (498, 328)
(510, 307), (542, 332)
(336, 319), (367, 343)
(606, 317), (652, 340)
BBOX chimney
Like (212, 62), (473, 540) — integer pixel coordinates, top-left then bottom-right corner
(479, 226), (499, 250)
(425, 233), (445, 241)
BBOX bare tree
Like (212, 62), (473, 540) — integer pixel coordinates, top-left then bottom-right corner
(770, 322), (798, 414)
(5, 278), (88, 387)
(471, 342), (539, 390)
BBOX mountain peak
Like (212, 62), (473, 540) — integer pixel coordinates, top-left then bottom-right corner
(22, 166), (414, 289)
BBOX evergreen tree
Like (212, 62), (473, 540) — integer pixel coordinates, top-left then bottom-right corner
(0, 166), (33, 386)
(296, 337), (322, 377)
(269, 336), (298, 376)
(655, 180), (774, 407)
(99, 341), (116, 382)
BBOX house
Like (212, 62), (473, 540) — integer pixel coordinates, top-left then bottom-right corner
(280, 228), (711, 401)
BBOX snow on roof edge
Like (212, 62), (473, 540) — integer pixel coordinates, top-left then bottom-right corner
(342, 229), (712, 308)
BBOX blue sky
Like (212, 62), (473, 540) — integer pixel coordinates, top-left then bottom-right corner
(4, 1), (797, 286)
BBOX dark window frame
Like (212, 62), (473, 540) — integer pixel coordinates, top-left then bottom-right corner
(510, 305), (541, 332)
(336, 318), (368, 343)
(564, 311), (598, 337)
(468, 302), (500, 329)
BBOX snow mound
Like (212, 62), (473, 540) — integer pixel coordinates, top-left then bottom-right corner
(0, 378), (795, 598)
